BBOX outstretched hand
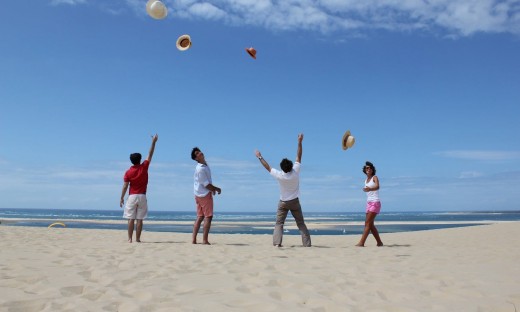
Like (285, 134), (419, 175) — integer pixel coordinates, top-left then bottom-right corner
(298, 133), (304, 142)
(254, 149), (262, 158)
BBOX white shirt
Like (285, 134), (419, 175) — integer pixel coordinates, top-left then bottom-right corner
(270, 162), (301, 201)
(194, 163), (212, 197)
(365, 176), (380, 202)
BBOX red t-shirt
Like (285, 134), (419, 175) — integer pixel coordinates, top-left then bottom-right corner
(124, 160), (150, 195)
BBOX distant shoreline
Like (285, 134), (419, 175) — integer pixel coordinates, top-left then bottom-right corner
(2, 208), (519, 235)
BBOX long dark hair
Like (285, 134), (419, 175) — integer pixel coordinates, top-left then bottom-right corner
(362, 161), (376, 175)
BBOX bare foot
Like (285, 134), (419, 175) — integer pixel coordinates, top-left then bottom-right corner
(192, 241), (197, 244)
(136, 240), (141, 243)
(202, 241), (211, 245)
(128, 239), (132, 243)
(274, 244), (283, 247)
(377, 243), (384, 247)
(355, 243), (365, 247)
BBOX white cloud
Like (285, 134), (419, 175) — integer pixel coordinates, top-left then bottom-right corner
(188, 2), (227, 20)
(458, 171), (484, 178)
(52, 0), (519, 36)
(2, 156), (519, 211)
(162, 0), (520, 36)
(50, 0), (87, 5)
(435, 150), (520, 161)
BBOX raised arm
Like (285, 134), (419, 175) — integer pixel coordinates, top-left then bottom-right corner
(146, 134), (159, 163)
(296, 133), (303, 163)
(255, 149), (271, 172)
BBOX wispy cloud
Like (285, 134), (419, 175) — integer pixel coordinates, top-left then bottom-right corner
(50, 0), (87, 5)
(52, 0), (519, 36)
(2, 156), (519, 211)
(435, 150), (520, 161)
(165, 0), (520, 36)
(458, 171), (484, 179)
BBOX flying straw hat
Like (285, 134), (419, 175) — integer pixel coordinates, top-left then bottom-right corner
(342, 130), (355, 150)
(146, 0), (168, 20)
(176, 35), (192, 51)
(245, 47), (256, 59)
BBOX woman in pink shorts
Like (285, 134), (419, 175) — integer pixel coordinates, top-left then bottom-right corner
(356, 161), (384, 247)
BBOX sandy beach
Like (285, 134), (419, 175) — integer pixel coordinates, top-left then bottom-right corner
(1, 222), (519, 312)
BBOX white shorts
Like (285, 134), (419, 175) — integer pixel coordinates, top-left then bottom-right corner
(123, 194), (148, 220)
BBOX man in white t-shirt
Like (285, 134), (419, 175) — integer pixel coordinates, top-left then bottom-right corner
(191, 147), (221, 245)
(255, 133), (311, 247)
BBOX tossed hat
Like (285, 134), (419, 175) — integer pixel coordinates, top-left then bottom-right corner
(176, 35), (192, 51)
(146, 0), (168, 20)
(245, 47), (256, 59)
(342, 130), (355, 150)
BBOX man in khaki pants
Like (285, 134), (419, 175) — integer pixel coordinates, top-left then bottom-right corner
(255, 133), (311, 247)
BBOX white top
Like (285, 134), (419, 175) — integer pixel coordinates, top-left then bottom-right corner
(270, 162), (301, 201)
(365, 176), (380, 202)
(194, 163), (212, 197)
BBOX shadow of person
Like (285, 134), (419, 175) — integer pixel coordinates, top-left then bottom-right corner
(384, 244), (412, 247)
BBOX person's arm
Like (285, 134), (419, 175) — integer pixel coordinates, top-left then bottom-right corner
(371, 176), (380, 191)
(120, 182), (129, 207)
(364, 176), (380, 192)
(206, 183), (221, 195)
(199, 167), (221, 195)
(295, 133), (303, 163)
(255, 149), (271, 172)
(146, 134), (159, 163)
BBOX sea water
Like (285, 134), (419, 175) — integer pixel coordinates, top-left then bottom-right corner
(1, 208), (519, 235)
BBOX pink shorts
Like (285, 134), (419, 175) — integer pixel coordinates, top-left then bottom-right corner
(366, 201), (381, 214)
(195, 193), (213, 217)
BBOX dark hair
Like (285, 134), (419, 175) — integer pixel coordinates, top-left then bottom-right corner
(130, 153), (142, 165)
(362, 161), (376, 175)
(280, 158), (293, 173)
(191, 147), (201, 160)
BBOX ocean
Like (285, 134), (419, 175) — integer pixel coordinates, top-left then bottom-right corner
(1, 208), (519, 235)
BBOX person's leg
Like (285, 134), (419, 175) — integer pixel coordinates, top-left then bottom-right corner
(123, 195), (138, 243)
(127, 219), (135, 243)
(369, 217), (383, 246)
(289, 199), (311, 247)
(136, 220), (144, 242)
(202, 216), (213, 245)
(356, 212), (377, 247)
(134, 196), (148, 243)
(273, 201), (289, 246)
(193, 195), (205, 244)
(192, 217), (204, 244)
(199, 193), (213, 245)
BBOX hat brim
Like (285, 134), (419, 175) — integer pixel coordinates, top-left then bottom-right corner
(176, 35), (192, 51)
(146, 0), (154, 15)
(342, 130), (355, 150)
(246, 48), (256, 59)
(146, 0), (168, 19)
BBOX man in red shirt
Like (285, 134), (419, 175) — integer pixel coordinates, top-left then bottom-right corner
(120, 134), (158, 243)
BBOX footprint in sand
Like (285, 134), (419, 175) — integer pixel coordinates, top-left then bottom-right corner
(60, 286), (85, 297)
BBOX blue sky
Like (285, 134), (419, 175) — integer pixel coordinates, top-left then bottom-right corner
(1, 0), (519, 212)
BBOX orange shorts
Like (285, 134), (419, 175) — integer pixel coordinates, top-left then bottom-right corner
(195, 193), (213, 217)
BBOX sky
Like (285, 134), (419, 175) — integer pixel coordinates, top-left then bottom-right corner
(1, 0), (519, 212)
